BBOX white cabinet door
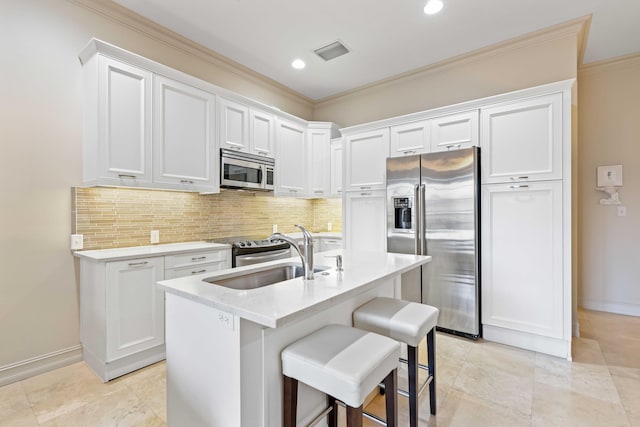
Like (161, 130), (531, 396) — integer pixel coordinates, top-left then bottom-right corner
(219, 98), (249, 152)
(275, 119), (307, 196)
(330, 138), (343, 197)
(250, 109), (275, 156)
(389, 120), (430, 157)
(105, 257), (165, 361)
(94, 56), (153, 185)
(481, 94), (562, 184)
(345, 128), (389, 191)
(431, 110), (479, 152)
(153, 76), (217, 192)
(344, 190), (387, 252)
(307, 128), (330, 197)
(481, 181), (563, 338)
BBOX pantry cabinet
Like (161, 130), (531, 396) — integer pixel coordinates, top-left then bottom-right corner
(344, 190), (387, 252)
(481, 94), (562, 184)
(82, 55), (153, 186)
(153, 76), (217, 192)
(481, 181), (563, 339)
(330, 138), (343, 197)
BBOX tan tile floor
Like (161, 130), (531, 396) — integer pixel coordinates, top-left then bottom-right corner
(1, 309), (639, 426)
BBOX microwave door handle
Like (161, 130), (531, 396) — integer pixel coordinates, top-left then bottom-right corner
(258, 166), (264, 188)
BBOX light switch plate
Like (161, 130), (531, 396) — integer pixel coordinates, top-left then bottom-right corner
(70, 234), (83, 250)
(618, 206), (626, 217)
(597, 165), (623, 187)
(150, 230), (160, 244)
(272, 224), (278, 233)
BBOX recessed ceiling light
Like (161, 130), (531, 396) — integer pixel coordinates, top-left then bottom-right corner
(424, 0), (443, 15)
(291, 59), (306, 70)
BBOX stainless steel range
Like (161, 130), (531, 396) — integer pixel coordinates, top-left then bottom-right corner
(231, 239), (292, 267)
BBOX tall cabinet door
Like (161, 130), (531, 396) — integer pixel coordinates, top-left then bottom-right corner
(219, 98), (249, 152)
(481, 181), (563, 338)
(153, 76), (217, 192)
(344, 191), (387, 252)
(330, 138), (343, 197)
(275, 119), (307, 196)
(250, 109), (275, 156)
(481, 94), (562, 184)
(98, 56), (152, 184)
(307, 128), (330, 197)
(105, 257), (165, 361)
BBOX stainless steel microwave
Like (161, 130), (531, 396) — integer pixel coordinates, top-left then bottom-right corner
(220, 149), (275, 191)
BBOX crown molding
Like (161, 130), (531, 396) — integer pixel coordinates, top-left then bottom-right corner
(578, 52), (640, 76)
(67, 0), (314, 109)
(315, 16), (588, 108)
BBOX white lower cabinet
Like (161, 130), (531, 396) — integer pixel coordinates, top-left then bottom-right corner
(320, 238), (342, 252)
(481, 181), (564, 344)
(80, 247), (231, 381)
(105, 257), (165, 361)
(344, 191), (387, 252)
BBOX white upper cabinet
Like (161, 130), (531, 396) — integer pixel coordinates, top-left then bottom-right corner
(481, 94), (562, 184)
(219, 98), (249, 152)
(430, 110), (479, 152)
(249, 109), (275, 156)
(307, 127), (331, 198)
(275, 119), (307, 196)
(153, 76), (217, 193)
(345, 128), (390, 191)
(389, 120), (430, 157)
(84, 56), (153, 186)
(330, 138), (343, 197)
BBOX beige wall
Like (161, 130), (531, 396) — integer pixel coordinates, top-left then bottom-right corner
(313, 26), (579, 126)
(0, 0), (312, 375)
(74, 187), (341, 250)
(578, 55), (640, 316)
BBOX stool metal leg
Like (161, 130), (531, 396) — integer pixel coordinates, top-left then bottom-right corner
(427, 328), (436, 415)
(327, 395), (338, 427)
(383, 368), (398, 427)
(283, 375), (298, 427)
(407, 345), (418, 427)
(346, 405), (364, 427)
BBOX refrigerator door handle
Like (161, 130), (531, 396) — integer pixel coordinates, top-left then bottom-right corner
(416, 183), (426, 255)
(414, 184), (421, 255)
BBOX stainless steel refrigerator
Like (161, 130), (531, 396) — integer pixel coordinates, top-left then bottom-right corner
(387, 147), (480, 338)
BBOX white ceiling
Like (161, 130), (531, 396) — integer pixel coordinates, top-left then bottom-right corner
(114, 0), (640, 100)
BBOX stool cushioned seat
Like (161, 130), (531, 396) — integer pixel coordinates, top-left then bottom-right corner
(353, 297), (439, 347)
(282, 324), (400, 408)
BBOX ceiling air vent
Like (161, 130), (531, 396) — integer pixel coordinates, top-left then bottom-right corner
(314, 40), (350, 61)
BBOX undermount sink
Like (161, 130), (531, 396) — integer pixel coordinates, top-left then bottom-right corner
(204, 262), (330, 290)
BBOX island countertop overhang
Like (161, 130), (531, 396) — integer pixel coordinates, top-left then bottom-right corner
(157, 250), (431, 328)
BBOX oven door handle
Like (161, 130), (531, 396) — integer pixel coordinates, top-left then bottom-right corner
(235, 248), (291, 263)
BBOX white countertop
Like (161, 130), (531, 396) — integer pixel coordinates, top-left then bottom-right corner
(157, 250), (431, 328)
(74, 241), (231, 261)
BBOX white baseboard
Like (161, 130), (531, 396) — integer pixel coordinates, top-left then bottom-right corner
(0, 345), (83, 387)
(581, 300), (640, 317)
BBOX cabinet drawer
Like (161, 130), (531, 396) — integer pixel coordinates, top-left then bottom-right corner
(164, 260), (229, 279)
(165, 250), (229, 269)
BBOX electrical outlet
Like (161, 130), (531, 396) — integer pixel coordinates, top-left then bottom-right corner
(272, 224), (278, 233)
(70, 234), (83, 250)
(327, 222), (332, 231)
(150, 230), (160, 244)
(617, 206), (626, 217)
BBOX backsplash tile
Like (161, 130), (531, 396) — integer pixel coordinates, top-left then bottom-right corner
(74, 187), (342, 250)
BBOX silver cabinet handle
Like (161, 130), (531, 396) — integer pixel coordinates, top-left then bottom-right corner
(402, 150), (416, 155)
(180, 180), (194, 184)
(446, 144), (462, 150)
(191, 256), (207, 261)
(360, 192), (372, 196)
(191, 269), (207, 274)
(314, 190), (324, 194)
(510, 176), (529, 181)
(359, 186), (371, 190)
(118, 174), (136, 179)
(128, 261), (149, 267)
(509, 185), (530, 189)
(289, 189), (298, 193)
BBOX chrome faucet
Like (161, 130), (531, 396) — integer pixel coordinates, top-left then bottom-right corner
(268, 224), (314, 280)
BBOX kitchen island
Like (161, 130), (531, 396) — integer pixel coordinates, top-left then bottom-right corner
(157, 250), (431, 427)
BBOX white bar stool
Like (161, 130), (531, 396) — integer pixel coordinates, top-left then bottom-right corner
(282, 324), (400, 427)
(353, 297), (439, 427)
